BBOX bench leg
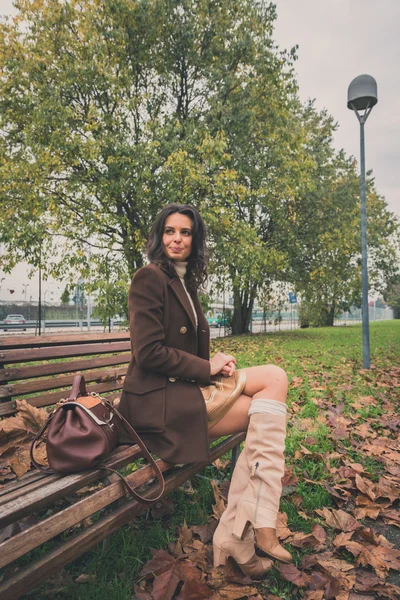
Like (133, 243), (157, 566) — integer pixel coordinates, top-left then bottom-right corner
(230, 443), (241, 477)
(100, 473), (126, 550)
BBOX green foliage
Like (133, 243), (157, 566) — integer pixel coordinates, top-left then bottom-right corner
(298, 298), (339, 328)
(283, 116), (400, 324)
(198, 292), (211, 315)
(297, 301), (311, 328)
(89, 252), (130, 326)
(0, 1), (290, 279)
(0, 0), (398, 332)
(384, 277), (400, 318)
(60, 286), (70, 305)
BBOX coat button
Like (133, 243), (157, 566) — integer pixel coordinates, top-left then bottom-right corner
(180, 326), (187, 334)
(168, 377), (176, 382)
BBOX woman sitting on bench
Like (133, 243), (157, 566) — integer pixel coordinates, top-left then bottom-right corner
(119, 203), (291, 579)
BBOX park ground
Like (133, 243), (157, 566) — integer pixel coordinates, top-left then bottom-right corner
(29, 321), (399, 600)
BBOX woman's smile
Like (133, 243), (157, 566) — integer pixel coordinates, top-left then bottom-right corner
(163, 213), (193, 261)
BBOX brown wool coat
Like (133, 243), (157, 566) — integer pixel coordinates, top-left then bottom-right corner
(118, 263), (212, 464)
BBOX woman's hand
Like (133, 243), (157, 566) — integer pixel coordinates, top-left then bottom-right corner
(219, 361), (236, 377)
(210, 353), (236, 377)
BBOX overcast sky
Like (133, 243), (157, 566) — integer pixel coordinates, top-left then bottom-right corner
(274, 0), (399, 218)
(1, 0), (399, 219)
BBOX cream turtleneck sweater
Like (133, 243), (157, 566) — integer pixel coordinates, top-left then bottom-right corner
(174, 261), (198, 328)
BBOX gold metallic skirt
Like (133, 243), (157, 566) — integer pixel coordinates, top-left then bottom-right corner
(201, 369), (247, 429)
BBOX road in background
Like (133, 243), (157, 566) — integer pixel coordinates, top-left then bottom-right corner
(0, 319), (302, 337)
(0, 315), (391, 338)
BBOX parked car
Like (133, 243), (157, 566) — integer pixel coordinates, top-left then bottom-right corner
(4, 314), (26, 331)
(216, 316), (229, 327)
(207, 315), (229, 328)
(207, 316), (219, 327)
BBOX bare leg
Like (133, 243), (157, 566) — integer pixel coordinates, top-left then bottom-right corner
(208, 365), (288, 439)
(243, 365), (288, 404)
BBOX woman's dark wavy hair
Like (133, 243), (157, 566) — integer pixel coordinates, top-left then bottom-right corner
(147, 203), (208, 292)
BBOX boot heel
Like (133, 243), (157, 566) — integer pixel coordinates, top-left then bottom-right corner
(232, 503), (251, 540)
(213, 546), (228, 567)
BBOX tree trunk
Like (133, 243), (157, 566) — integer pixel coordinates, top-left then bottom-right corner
(231, 285), (257, 334)
(122, 236), (144, 278)
(327, 303), (335, 327)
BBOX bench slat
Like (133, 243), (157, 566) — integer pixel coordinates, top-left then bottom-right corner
(0, 353), (131, 384)
(0, 366), (127, 398)
(0, 433), (244, 600)
(0, 470), (52, 500)
(0, 341), (131, 364)
(0, 457), (173, 569)
(0, 332), (130, 349)
(0, 445), (143, 526)
(0, 383), (124, 417)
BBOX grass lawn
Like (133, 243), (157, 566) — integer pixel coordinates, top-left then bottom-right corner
(26, 321), (400, 599)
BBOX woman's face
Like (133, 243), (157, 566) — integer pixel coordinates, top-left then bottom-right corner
(162, 213), (193, 262)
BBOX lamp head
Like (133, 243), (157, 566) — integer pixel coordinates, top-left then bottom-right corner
(347, 74), (378, 111)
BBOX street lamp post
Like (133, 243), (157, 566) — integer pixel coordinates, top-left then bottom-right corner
(22, 284), (29, 302)
(347, 74), (378, 370)
(38, 261), (42, 336)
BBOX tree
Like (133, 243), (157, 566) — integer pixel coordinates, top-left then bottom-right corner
(280, 102), (400, 326)
(60, 286), (70, 304)
(0, 1), (397, 332)
(384, 277), (400, 319)
(0, 0), (303, 332)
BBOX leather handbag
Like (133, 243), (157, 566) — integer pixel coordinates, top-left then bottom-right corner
(30, 374), (165, 505)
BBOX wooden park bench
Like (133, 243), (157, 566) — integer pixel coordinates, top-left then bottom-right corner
(0, 332), (244, 600)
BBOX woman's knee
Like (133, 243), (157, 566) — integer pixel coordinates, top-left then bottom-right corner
(263, 365), (289, 397)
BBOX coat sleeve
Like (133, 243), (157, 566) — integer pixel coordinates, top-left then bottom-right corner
(129, 267), (211, 385)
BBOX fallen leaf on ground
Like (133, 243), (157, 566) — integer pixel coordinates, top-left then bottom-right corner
(348, 594), (375, 600)
(354, 568), (381, 591)
(304, 592), (324, 600)
(355, 547), (397, 579)
(276, 511), (292, 540)
(286, 524), (326, 549)
(381, 509), (400, 527)
(355, 475), (376, 501)
(282, 466), (299, 488)
(315, 508), (362, 532)
(140, 549), (211, 600)
(0, 400), (49, 477)
(211, 583), (258, 600)
(371, 582), (400, 599)
(75, 573), (96, 583)
(278, 563), (309, 587)
(193, 520), (218, 544)
(133, 583), (153, 599)
(212, 457), (230, 470)
(211, 480), (226, 521)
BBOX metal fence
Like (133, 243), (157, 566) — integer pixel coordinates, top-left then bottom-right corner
(0, 300), (395, 335)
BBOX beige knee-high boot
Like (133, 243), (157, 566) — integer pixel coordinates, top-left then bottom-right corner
(213, 448), (272, 578)
(232, 403), (292, 564)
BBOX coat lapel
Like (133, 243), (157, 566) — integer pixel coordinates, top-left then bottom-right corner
(191, 293), (206, 329)
(168, 278), (197, 331)
(191, 293), (210, 359)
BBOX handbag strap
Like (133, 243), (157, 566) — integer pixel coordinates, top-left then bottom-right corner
(69, 374), (88, 400)
(30, 399), (166, 506)
(30, 414), (54, 473)
(107, 402), (165, 504)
